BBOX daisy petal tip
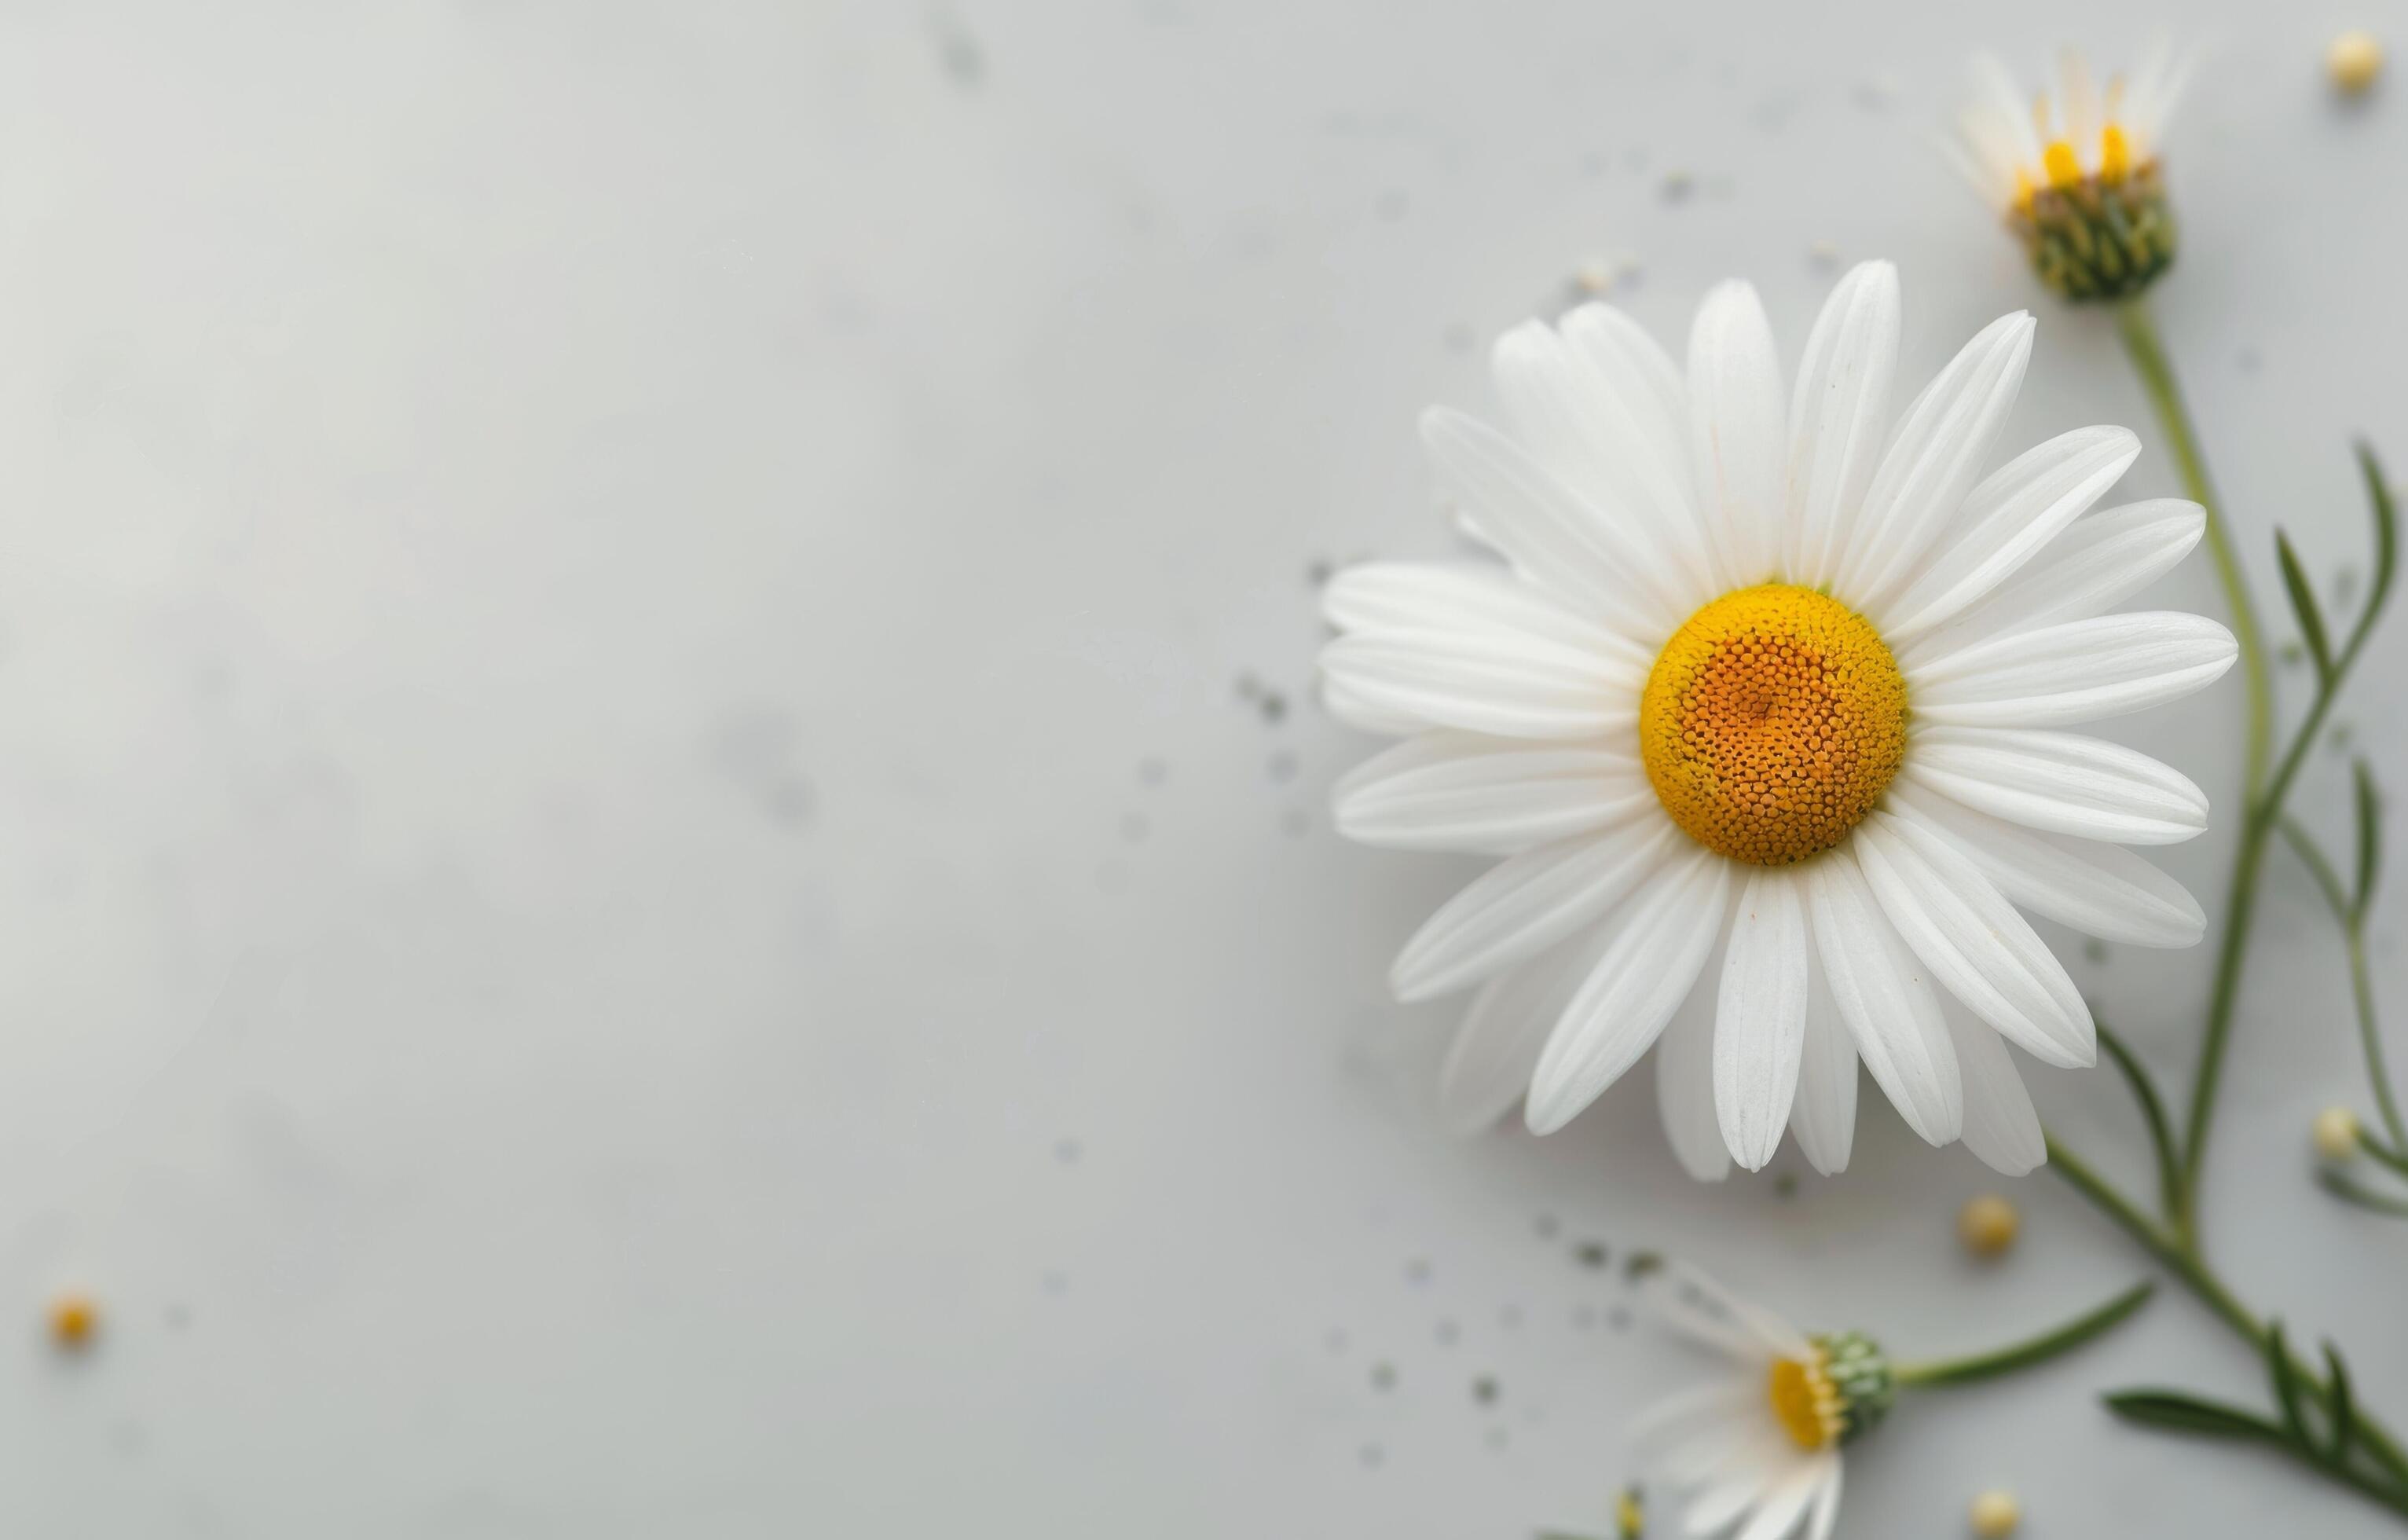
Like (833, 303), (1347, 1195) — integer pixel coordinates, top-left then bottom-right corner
(1521, 1085), (1581, 1138)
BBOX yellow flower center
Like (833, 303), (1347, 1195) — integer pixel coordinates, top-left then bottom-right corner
(1640, 585), (1907, 866)
(1766, 1352), (1844, 1452)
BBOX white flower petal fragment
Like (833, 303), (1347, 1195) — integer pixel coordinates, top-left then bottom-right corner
(1910, 611), (2236, 728)
(1390, 821), (1676, 1001)
(1713, 871), (1811, 1170)
(1334, 732), (1651, 855)
(1804, 849), (1962, 1144)
(1946, 1006), (2047, 1176)
(1655, 966), (1733, 1182)
(1526, 849), (1731, 1134)
(1904, 497), (2205, 664)
(1687, 280), (1788, 587)
(1788, 964), (1859, 1175)
(1906, 726), (2209, 845)
(1888, 783), (2205, 948)
(1853, 813), (2095, 1068)
(1783, 260), (1899, 590)
(1436, 934), (1602, 1133)
(1320, 629), (1644, 740)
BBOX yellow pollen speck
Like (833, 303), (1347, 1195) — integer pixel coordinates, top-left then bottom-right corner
(2042, 140), (2082, 189)
(1766, 1353), (1842, 1450)
(1970, 1489), (2022, 1538)
(2010, 167), (2036, 212)
(2331, 31), (2383, 95)
(2315, 1106), (2362, 1160)
(1640, 585), (1907, 866)
(1959, 1194), (2021, 1257)
(2098, 123), (2131, 183)
(48, 1291), (97, 1350)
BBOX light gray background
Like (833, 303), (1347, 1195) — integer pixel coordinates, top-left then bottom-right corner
(0, 2), (2403, 1535)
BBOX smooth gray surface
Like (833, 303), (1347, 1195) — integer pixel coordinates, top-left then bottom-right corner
(0, 2), (2403, 1535)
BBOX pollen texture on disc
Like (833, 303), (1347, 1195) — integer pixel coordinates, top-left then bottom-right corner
(1640, 585), (1907, 866)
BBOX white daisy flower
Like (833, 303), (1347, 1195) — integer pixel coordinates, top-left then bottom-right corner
(1324, 263), (2232, 1175)
(1952, 45), (2197, 300)
(1628, 1267), (1870, 1540)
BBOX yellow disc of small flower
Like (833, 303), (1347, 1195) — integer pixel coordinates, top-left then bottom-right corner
(1641, 585), (1908, 866)
(1765, 1351), (1845, 1450)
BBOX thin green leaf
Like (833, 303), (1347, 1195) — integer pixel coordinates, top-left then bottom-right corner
(2106, 1389), (2289, 1443)
(2268, 1322), (2308, 1443)
(2355, 440), (2398, 635)
(2279, 531), (2335, 683)
(2355, 760), (2384, 919)
(2325, 1343), (2358, 1463)
(2318, 1165), (2408, 1217)
(2096, 1022), (2180, 1219)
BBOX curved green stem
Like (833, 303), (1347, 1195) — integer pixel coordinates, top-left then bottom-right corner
(1893, 1281), (2155, 1388)
(2116, 296), (2277, 1244)
(2097, 1020), (2182, 1220)
(2047, 1133), (2408, 1483)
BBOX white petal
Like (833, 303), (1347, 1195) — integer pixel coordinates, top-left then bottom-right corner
(1323, 561), (1649, 666)
(1837, 312), (2035, 607)
(1788, 962), (1858, 1175)
(1419, 406), (1686, 639)
(1714, 870), (1811, 1170)
(1559, 302), (1694, 487)
(1319, 629), (1644, 740)
(1657, 955), (1735, 1182)
(1664, 1260), (1812, 1359)
(1901, 498), (2205, 666)
(1888, 781), (2205, 947)
(1802, 1459), (1844, 1540)
(1655, 1407), (1768, 1489)
(1437, 933), (1605, 1132)
(1738, 1460), (1827, 1540)
(1685, 1437), (1796, 1538)
(1971, 53), (2044, 165)
(1526, 847), (1732, 1133)
(1390, 821), (1677, 1001)
(1335, 732), (1652, 855)
(1853, 813), (2095, 1067)
(1323, 676), (1423, 736)
(1803, 849), (1963, 1144)
(1688, 280), (1787, 586)
(1947, 1004), (2047, 1175)
(1880, 426), (2139, 640)
(1490, 322), (1717, 610)
(1906, 725), (2209, 845)
(1784, 261), (1900, 589)
(1633, 1380), (1758, 1465)
(1909, 611), (2238, 728)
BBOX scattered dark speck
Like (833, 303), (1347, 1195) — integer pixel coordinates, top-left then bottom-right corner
(1138, 757), (1168, 788)
(1434, 1318), (1461, 1346)
(2279, 642), (2307, 668)
(1581, 150), (1611, 178)
(1660, 170), (1695, 204)
(1497, 1304), (1523, 1329)
(1041, 1270), (1068, 1296)
(1269, 750), (1299, 784)
(1472, 1374), (1500, 1405)
(2337, 564), (2362, 606)
(1307, 557), (1335, 587)
(1324, 1328), (1349, 1355)
(1120, 811), (1151, 842)
(1375, 188), (1410, 222)
(1772, 1172), (1798, 1200)
(1370, 1362), (1398, 1392)
(1624, 1249), (1665, 1281)
(1574, 1241), (1610, 1270)
(1404, 1257), (1432, 1285)
(1484, 1425), (1510, 1450)
(2084, 937), (2110, 965)
(1534, 1213), (1560, 1240)
(2237, 346), (2263, 374)
(1573, 1304), (1600, 1329)
(1443, 322), (1476, 353)
(1259, 691), (1288, 724)
(2332, 720), (2357, 750)
(1053, 1137), (1083, 1165)
(1359, 1443), (1386, 1470)
(1281, 808), (1310, 838)
(163, 1304), (190, 1332)
(1236, 671), (1263, 702)
(930, 13), (984, 87)
(1608, 1305), (1632, 1331)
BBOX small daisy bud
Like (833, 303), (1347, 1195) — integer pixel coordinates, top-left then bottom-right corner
(2315, 1106), (2362, 1160)
(1969, 1488), (2021, 1538)
(47, 1291), (98, 1350)
(2330, 31), (2384, 96)
(1958, 1195), (2020, 1257)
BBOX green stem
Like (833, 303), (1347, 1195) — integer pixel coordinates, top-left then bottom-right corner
(2280, 819), (2408, 1158)
(1893, 1281), (2155, 1387)
(2048, 1134), (2408, 1482)
(2096, 1020), (2182, 1220)
(2117, 295), (2278, 1244)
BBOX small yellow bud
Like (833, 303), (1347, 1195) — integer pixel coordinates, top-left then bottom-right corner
(47, 1291), (98, 1350)
(2315, 1106), (2362, 1160)
(2329, 31), (2384, 95)
(1970, 1488), (2021, 1538)
(1616, 1485), (1644, 1539)
(1958, 1194), (2020, 1258)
